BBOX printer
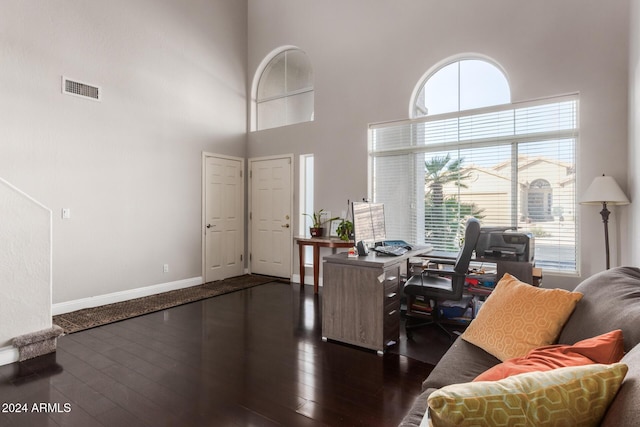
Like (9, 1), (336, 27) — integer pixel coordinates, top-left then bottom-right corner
(475, 227), (535, 263)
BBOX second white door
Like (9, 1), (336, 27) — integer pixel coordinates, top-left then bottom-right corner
(249, 156), (293, 278)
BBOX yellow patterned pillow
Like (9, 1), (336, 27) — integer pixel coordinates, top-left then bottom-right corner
(461, 273), (582, 361)
(427, 363), (628, 427)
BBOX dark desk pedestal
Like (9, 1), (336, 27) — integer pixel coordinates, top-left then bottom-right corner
(322, 247), (432, 354)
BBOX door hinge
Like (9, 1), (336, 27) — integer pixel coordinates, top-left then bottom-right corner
(249, 253), (252, 261)
(240, 254), (243, 262)
(249, 212), (252, 220)
(240, 170), (243, 178)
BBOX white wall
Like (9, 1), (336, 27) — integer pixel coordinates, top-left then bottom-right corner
(247, 0), (631, 289)
(630, 0), (640, 264)
(0, 0), (248, 304)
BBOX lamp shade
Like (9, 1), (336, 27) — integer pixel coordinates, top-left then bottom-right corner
(580, 175), (630, 205)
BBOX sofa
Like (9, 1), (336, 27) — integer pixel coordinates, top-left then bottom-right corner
(400, 266), (640, 426)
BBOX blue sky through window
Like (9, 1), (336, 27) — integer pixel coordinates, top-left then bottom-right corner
(419, 59), (510, 115)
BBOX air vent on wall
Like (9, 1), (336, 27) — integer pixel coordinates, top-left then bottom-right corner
(62, 76), (101, 101)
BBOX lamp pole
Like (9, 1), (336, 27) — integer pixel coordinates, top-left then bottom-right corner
(599, 201), (611, 270)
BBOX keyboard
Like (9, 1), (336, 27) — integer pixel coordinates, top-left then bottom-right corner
(374, 246), (408, 256)
(375, 239), (412, 250)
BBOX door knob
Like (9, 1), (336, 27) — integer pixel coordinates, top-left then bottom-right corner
(281, 224), (290, 228)
(206, 224), (214, 228)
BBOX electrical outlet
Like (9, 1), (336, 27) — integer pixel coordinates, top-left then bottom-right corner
(163, 264), (169, 273)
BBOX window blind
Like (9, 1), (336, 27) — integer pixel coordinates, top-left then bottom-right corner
(369, 94), (578, 273)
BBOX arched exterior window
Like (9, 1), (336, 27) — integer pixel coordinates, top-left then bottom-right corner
(527, 179), (554, 222)
(412, 58), (510, 117)
(253, 48), (314, 131)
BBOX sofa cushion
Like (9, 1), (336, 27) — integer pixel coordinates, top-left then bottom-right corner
(474, 329), (624, 382)
(558, 266), (640, 352)
(461, 273), (582, 361)
(600, 344), (640, 427)
(422, 337), (501, 391)
(427, 363), (628, 427)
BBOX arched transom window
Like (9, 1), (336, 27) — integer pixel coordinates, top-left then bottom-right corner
(412, 58), (510, 117)
(255, 48), (314, 131)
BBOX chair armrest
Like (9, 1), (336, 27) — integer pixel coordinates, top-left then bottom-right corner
(422, 258), (456, 266)
(420, 268), (464, 278)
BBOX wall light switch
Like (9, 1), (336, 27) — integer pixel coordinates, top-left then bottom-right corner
(62, 208), (71, 219)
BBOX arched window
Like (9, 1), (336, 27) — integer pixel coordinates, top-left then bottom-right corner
(371, 55), (578, 273)
(253, 48), (314, 131)
(412, 58), (510, 117)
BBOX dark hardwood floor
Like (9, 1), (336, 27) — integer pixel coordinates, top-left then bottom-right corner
(0, 281), (454, 427)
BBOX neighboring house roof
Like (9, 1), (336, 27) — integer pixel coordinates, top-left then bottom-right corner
(436, 155), (575, 193)
(493, 156), (574, 174)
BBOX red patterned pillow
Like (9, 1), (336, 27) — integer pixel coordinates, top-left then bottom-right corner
(474, 329), (624, 382)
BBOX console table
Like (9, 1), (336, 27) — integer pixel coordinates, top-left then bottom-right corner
(295, 236), (354, 294)
(322, 247), (431, 354)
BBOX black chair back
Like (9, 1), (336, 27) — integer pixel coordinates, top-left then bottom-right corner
(453, 217), (481, 275)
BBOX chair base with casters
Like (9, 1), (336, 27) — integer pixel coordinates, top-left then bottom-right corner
(404, 293), (469, 341)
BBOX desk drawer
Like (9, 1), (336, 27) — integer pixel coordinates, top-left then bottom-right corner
(383, 266), (400, 291)
(384, 286), (400, 306)
(383, 300), (401, 343)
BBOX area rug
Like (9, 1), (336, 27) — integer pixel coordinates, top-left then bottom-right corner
(53, 274), (281, 334)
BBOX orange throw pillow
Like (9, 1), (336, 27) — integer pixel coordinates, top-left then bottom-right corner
(461, 273), (583, 361)
(474, 329), (624, 382)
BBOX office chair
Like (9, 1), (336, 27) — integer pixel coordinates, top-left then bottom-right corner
(403, 217), (481, 340)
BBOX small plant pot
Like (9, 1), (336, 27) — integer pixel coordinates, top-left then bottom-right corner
(309, 227), (324, 237)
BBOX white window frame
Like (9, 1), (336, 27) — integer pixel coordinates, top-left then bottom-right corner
(299, 153), (314, 265)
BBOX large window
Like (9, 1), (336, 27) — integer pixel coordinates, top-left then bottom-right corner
(371, 58), (578, 273)
(255, 48), (314, 131)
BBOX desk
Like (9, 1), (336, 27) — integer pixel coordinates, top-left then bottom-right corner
(295, 236), (354, 294)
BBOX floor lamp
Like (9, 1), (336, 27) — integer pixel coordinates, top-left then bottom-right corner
(580, 174), (630, 269)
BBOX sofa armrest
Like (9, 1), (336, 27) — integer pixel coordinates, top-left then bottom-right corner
(398, 388), (437, 427)
(600, 344), (640, 427)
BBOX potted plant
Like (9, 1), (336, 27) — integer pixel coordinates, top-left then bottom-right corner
(303, 209), (338, 237)
(336, 219), (354, 241)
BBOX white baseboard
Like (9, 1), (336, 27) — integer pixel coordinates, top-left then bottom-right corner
(0, 346), (19, 367)
(291, 274), (322, 287)
(52, 276), (203, 316)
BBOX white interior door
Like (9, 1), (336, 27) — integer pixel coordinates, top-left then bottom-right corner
(249, 156), (293, 278)
(203, 154), (244, 283)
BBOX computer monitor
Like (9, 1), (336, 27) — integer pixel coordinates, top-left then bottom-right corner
(352, 202), (386, 246)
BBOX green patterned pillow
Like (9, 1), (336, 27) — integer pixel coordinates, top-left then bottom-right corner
(427, 363), (628, 427)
